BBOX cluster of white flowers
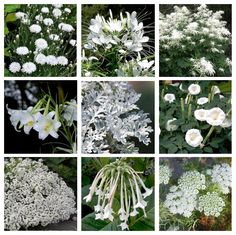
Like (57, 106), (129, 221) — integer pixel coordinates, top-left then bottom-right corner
(159, 165), (172, 184)
(7, 4), (76, 76)
(207, 163), (232, 194)
(82, 9), (154, 77)
(84, 158), (153, 230)
(160, 5), (231, 76)
(5, 158), (76, 230)
(82, 82), (153, 153)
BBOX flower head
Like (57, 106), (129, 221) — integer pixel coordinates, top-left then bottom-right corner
(16, 46), (29, 55)
(188, 84), (201, 95)
(164, 93), (175, 103)
(9, 62), (21, 73)
(185, 129), (203, 147)
(166, 118), (178, 131)
(35, 38), (48, 51)
(21, 62), (37, 74)
(197, 97), (208, 105)
(29, 24), (42, 33)
(194, 109), (208, 121)
(206, 107), (226, 126)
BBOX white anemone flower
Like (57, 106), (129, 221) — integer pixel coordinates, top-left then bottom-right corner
(194, 109), (208, 121)
(188, 84), (201, 95)
(185, 129), (203, 148)
(206, 107), (226, 126)
(164, 93), (175, 103)
(197, 97), (208, 105)
(33, 111), (61, 140)
(9, 62), (21, 73)
(166, 118), (178, 131)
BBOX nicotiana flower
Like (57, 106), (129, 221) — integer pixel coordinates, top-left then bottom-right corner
(164, 93), (175, 103)
(16, 46), (29, 55)
(159, 165), (172, 184)
(188, 84), (201, 95)
(35, 38), (48, 51)
(83, 158), (153, 230)
(21, 62), (37, 74)
(29, 24), (42, 33)
(166, 118), (178, 131)
(197, 97), (208, 105)
(185, 129), (203, 148)
(206, 107), (226, 126)
(9, 62), (21, 73)
(194, 109), (208, 121)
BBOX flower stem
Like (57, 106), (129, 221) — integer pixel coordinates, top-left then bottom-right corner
(187, 103), (192, 120)
(181, 98), (185, 119)
(203, 126), (215, 145)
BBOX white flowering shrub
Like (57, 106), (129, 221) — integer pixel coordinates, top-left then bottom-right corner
(159, 158), (231, 231)
(5, 158), (77, 230)
(6, 91), (77, 153)
(160, 4), (231, 76)
(82, 81), (153, 153)
(160, 81), (231, 153)
(82, 157), (154, 231)
(82, 7), (155, 77)
(5, 4), (76, 77)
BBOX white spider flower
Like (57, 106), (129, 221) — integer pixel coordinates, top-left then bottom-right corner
(43, 18), (54, 26)
(206, 107), (226, 126)
(185, 129), (203, 147)
(57, 56), (68, 65)
(33, 111), (61, 140)
(9, 62), (21, 73)
(35, 38), (48, 51)
(35, 14), (43, 21)
(212, 85), (221, 94)
(64, 8), (71, 13)
(21, 62), (37, 74)
(69, 39), (77, 46)
(164, 93), (175, 103)
(29, 24), (42, 33)
(194, 109), (208, 121)
(46, 55), (58, 65)
(58, 23), (75, 32)
(16, 46), (29, 55)
(49, 34), (60, 41)
(53, 8), (62, 18)
(35, 53), (47, 65)
(221, 118), (232, 128)
(188, 84), (201, 95)
(166, 118), (178, 131)
(197, 97), (208, 105)
(41, 7), (49, 13)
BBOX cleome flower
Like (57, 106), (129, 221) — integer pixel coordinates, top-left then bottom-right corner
(83, 158), (153, 230)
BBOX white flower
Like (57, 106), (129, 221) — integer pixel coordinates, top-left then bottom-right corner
(159, 165), (172, 184)
(206, 107), (226, 126)
(35, 14), (43, 21)
(53, 4), (63, 8)
(41, 7), (49, 13)
(35, 38), (48, 51)
(62, 100), (77, 126)
(43, 18), (54, 26)
(57, 56), (68, 65)
(194, 109), (208, 121)
(9, 62), (21, 73)
(193, 57), (215, 76)
(69, 39), (77, 46)
(188, 84), (201, 95)
(52, 8), (62, 18)
(64, 8), (71, 13)
(15, 12), (28, 20)
(212, 85), (221, 94)
(33, 112), (61, 140)
(185, 129), (203, 147)
(21, 62), (37, 74)
(29, 24), (42, 33)
(16, 46), (29, 55)
(221, 118), (231, 128)
(46, 55), (58, 65)
(197, 97), (208, 105)
(35, 53), (47, 65)
(58, 23), (74, 32)
(164, 93), (175, 103)
(49, 34), (60, 41)
(166, 118), (178, 131)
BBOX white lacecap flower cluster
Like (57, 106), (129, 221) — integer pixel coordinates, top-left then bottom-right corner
(82, 82), (153, 153)
(83, 158), (153, 231)
(9, 4), (76, 75)
(159, 165), (172, 184)
(82, 10), (154, 77)
(207, 163), (232, 194)
(5, 158), (76, 230)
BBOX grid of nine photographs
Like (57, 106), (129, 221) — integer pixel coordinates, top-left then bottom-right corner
(0, 0), (235, 234)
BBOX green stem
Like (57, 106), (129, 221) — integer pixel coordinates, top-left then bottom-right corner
(181, 98), (185, 119)
(203, 126), (215, 145)
(187, 103), (192, 120)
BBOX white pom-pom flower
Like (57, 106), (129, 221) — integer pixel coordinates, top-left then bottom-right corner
(9, 62), (21, 73)
(29, 24), (42, 33)
(43, 18), (54, 26)
(57, 56), (68, 65)
(185, 129), (203, 147)
(41, 7), (49, 13)
(46, 55), (58, 65)
(206, 107), (226, 126)
(21, 62), (37, 74)
(69, 39), (77, 46)
(52, 8), (62, 18)
(35, 38), (48, 51)
(16, 46), (29, 55)
(35, 53), (47, 65)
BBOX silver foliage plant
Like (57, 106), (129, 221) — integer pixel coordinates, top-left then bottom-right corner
(82, 82), (153, 153)
(5, 158), (76, 231)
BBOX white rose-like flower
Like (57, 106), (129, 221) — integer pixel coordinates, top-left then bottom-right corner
(166, 118), (178, 131)
(164, 93), (175, 103)
(21, 62), (37, 74)
(29, 24), (42, 33)
(188, 84), (201, 95)
(206, 107), (226, 126)
(46, 55), (58, 65)
(185, 129), (203, 147)
(35, 38), (48, 51)
(9, 62), (21, 73)
(49, 34), (60, 41)
(53, 8), (62, 18)
(57, 56), (68, 65)
(43, 18), (54, 26)
(194, 109), (208, 121)
(197, 97), (208, 105)
(35, 53), (47, 65)
(41, 7), (49, 13)
(212, 85), (221, 94)
(16, 46), (29, 55)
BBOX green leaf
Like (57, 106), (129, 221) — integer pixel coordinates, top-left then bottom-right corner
(4, 4), (20, 13)
(82, 176), (90, 186)
(6, 13), (16, 22)
(4, 23), (9, 35)
(99, 157), (110, 166)
(204, 146), (213, 153)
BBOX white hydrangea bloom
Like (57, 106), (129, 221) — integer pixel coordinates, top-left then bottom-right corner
(164, 93), (175, 103)
(21, 62), (37, 74)
(185, 129), (203, 147)
(16, 46), (29, 55)
(188, 84), (201, 95)
(9, 62), (21, 73)
(159, 165), (172, 184)
(206, 107), (226, 126)
(5, 158), (76, 231)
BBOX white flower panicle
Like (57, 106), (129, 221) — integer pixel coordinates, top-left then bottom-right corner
(159, 165), (172, 184)
(83, 158), (153, 231)
(5, 158), (76, 230)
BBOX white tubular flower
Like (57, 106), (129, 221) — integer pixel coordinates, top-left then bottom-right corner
(35, 53), (47, 65)
(41, 7), (49, 13)
(33, 111), (61, 140)
(16, 46), (29, 55)
(159, 165), (172, 185)
(49, 34), (60, 41)
(185, 129), (203, 147)
(221, 118), (232, 128)
(212, 85), (221, 94)
(206, 107), (226, 126)
(166, 118), (178, 131)
(194, 109), (208, 121)
(35, 38), (48, 51)
(43, 18), (54, 26)
(197, 97), (208, 105)
(9, 62), (21, 73)
(52, 8), (62, 18)
(188, 84), (201, 95)
(57, 56), (68, 65)
(29, 24), (42, 33)
(21, 62), (37, 74)
(164, 93), (175, 103)
(46, 55), (58, 65)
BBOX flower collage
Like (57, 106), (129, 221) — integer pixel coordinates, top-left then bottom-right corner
(1, 0), (234, 234)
